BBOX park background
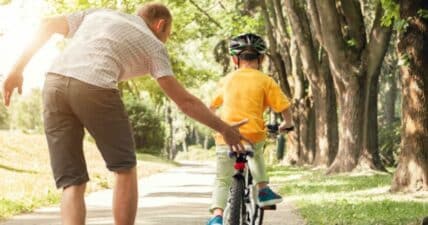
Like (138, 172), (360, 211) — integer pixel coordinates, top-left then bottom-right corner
(0, 0), (427, 224)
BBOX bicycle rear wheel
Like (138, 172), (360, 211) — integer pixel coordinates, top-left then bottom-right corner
(253, 207), (264, 225)
(228, 176), (246, 225)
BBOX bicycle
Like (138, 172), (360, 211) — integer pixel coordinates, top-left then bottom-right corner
(223, 124), (294, 225)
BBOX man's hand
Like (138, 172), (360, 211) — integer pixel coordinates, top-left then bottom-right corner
(3, 71), (23, 106)
(221, 119), (251, 153)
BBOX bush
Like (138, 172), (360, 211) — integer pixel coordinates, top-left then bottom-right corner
(378, 121), (401, 166)
(0, 93), (9, 129)
(123, 97), (165, 154)
(9, 89), (43, 133)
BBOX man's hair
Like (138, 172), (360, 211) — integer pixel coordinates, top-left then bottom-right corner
(137, 2), (172, 26)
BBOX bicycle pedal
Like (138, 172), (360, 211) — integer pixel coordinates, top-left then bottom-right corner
(261, 205), (277, 210)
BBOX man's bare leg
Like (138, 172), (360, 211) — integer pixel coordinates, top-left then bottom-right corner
(113, 166), (138, 225)
(61, 183), (86, 225)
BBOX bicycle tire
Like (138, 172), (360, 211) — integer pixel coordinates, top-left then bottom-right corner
(228, 176), (246, 225)
(248, 196), (264, 225)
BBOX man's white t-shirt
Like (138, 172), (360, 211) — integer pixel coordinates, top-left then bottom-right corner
(49, 9), (174, 89)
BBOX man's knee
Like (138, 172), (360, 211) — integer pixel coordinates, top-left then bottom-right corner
(114, 166), (137, 177)
(63, 182), (87, 195)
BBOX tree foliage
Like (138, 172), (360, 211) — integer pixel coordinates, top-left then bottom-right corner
(1, 0), (416, 173)
(8, 89), (43, 133)
(123, 95), (165, 153)
(0, 92), (9, 129)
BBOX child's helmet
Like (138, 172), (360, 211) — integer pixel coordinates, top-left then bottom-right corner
(229, 33), (267, 56)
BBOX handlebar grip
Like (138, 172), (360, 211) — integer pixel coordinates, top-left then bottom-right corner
(282, 126), (295, 132)
(228, 150), (254, 158)
(228, 151), (236, 158)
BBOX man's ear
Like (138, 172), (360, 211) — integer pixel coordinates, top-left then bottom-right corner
(153, 19), (167, 32)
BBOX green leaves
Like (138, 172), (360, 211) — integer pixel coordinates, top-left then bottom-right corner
(346, 39), (357, 47)
(398, 53), (411, 67)
(394, 18), (409, 32)
(380, 0), (399, 27)
(417, 9), (428, 19)
(124, 95), (165, 151)
(380, 0), (409, 32)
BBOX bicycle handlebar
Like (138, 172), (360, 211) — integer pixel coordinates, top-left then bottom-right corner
(266, 123), (294, 134)
(228, 150), (254, 158)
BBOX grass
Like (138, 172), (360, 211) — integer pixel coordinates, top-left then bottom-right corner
(175, 145), (216, 161)
(268, 165), (428, 225)
(0, 130), (176, 220)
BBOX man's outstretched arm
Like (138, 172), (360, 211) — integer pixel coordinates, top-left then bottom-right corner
(157, 76), (248, 152)
(3, 16), (68, 106)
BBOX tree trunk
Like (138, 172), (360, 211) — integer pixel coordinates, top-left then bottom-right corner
(307, 102), (316, 163)
(357, 3), (392, 171)
(284, 0), (338, 168)
(313, 55), (338, 167)
(182, 139), (188, 153)
(309, 0), (391, 173)
(391, 0), (428, 192)
(284, 111), (300, 166)
(195, 129), (201, 146)
(381, 66), (399, 166)
(298, 98), (315, 165)
(261, 0), (292, 97)
(204, 135), (209, 150)
(283, 38), (304, 166)
(313, 83), (338, 166)
(384, 70), (398, 125)
(328, 77), (365, 174)
(358, 73), (386, 171)
(165, 104), (176, 160)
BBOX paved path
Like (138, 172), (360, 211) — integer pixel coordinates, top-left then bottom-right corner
(0, 161), (305, 225)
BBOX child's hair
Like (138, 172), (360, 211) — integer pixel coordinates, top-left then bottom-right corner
(238, 50), (260, 61)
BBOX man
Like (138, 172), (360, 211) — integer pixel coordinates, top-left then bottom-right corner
(2, 3), (246, 225)
(206, 33), (293, 225)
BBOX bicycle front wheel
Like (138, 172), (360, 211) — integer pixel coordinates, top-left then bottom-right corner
(228, 176), (246, 225)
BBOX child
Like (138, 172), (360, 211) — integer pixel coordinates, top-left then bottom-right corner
(207, 33), (294, 225)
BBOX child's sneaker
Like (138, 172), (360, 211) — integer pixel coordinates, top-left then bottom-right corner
(258, 187), (283, 207)
(206, 215), (223, 225)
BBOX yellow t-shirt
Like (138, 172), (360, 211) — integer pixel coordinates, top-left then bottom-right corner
(210, 68), (291, 145)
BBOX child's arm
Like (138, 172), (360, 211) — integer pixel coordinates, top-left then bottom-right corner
(279, 107), (294, 131)
(265, 77), (294, 131)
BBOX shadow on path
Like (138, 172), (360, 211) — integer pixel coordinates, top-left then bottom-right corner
(0, 164), (38, 174)
(0, 161), (305, 225)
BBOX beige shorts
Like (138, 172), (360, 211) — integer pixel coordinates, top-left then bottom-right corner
(43, 73), (136, 189)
